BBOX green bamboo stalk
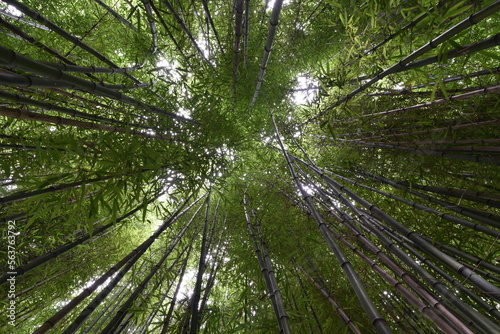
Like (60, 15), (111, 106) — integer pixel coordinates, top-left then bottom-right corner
(305, 1), (500, 123)
(271, 113), (392, 334)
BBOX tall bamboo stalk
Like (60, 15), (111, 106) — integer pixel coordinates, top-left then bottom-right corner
(271, 113), (392, 334)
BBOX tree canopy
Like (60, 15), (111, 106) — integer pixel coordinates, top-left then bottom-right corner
(0, 0), (499, 333)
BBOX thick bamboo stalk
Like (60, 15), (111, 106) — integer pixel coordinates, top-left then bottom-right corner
(249, 0), (284, 109)
(0, 106), (177, 141)
(271, 113), (392, 334)
(305, 1), (500, 123)
(281, 144), (500, 332)
(141, 0), (158, 54)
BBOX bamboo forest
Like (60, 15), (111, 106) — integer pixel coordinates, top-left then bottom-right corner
(1, 0), (499, 332)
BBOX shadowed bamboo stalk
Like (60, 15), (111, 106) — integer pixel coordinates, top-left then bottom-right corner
(93, 0), (138, 32)
(305, 1), (500, 124)
(243, 0), (250, 68)
(188, 194), (211, 334)
(325, 223), (462, 333)
(363, 172), (500, 229)
(249, 0), (284, 109)
(0, 90), (128, 126)
(409, 67), (500, 90)
(352, 119), (500, 141)
(271, 113), (392, 334)
(233, 0), (244, 102)
(399, 183), (500, 209)
(325, 171), (500, 237)
(0, 106), (177, 141)
(141, 0), (158, 54)
(280, 143), (500, 332)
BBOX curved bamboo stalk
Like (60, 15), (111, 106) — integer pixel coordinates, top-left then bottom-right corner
(271, 113), (392, 334)
(305, 1), (500, 124)
(249, 0), (284, 109)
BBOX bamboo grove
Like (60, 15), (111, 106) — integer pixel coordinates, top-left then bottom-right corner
(0, 0), (499, 333)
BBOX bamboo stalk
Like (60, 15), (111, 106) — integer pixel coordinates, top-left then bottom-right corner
(305, 1), (500, 124)
(249, 0), (284, 109)
(0, 47), (197, 124)
(32, 194), (201, 334)
(0, 106), (177, 141)
(271, 113), (392, 334)
(93, 0), (138, 32)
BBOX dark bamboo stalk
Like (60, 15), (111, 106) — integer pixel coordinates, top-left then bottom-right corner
(188, 194), (211, 334)
(141, 0), (158, 54)
(201, 0), (223, 54)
